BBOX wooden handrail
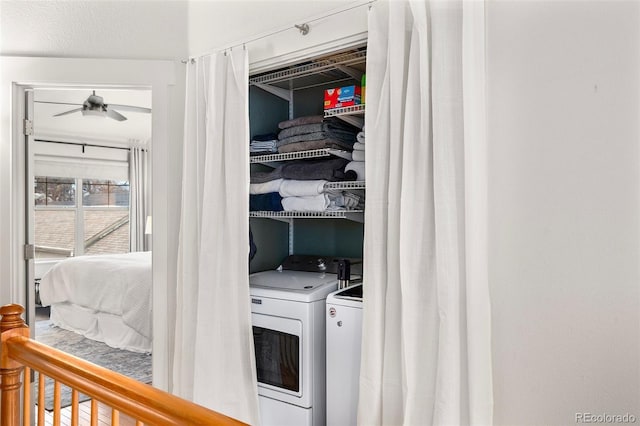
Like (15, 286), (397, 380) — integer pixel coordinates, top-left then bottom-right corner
(0, 304), (30, 426)
(0, 304), (247, 426)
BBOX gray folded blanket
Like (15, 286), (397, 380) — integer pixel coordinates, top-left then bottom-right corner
(278, 115), (324, 129)
(250, 166), (283, 184)
(277, 131), (356, 148)
(278, 122), (359, 140)
(281, 158), (352, 181)
(277, 139), (354, 153)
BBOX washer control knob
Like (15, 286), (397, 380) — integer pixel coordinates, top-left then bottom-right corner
(337, 321), (343, 327)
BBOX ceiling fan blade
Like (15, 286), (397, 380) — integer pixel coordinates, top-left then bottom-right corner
(53, 108), (83, 117)
(35, 101), (83, 106)
(107, 104), (152, 114)
(106, 109), (128, 121)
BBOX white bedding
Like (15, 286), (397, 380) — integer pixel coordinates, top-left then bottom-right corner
(49, 303), (152, 353)
(39, 251), (152, 343)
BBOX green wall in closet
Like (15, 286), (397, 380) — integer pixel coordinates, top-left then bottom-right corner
(292, 219), (364, 259)
(249, 218), (289, 273)
(249, 86), (289, 137)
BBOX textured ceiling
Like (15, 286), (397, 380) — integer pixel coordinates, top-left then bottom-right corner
(0, 0), (189, 59)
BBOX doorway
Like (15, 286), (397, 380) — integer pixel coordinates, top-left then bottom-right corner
(2, 56), (177, 391)
(27, 86), (154, 411)
(31, 87), (153, 322)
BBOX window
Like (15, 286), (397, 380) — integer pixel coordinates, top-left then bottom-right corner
(34, 176), (130, 259)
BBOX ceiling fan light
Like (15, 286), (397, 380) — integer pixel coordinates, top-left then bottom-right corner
(81, 109), (107, 119)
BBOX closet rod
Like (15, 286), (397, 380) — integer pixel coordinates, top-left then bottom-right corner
(35, 139), (134, 152)
(181, 0), (374, 63)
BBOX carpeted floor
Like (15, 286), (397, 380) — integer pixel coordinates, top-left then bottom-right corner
(34, 320), (152, 410)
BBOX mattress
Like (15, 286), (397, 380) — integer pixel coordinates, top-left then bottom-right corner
(39, 251), (152, 352)
(50, 302), (151, 353)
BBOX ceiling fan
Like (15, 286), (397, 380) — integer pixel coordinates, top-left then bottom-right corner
(37, 91), (151, 121)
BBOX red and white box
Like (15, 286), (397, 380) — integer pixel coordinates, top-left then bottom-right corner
(324, 85), (361, 110)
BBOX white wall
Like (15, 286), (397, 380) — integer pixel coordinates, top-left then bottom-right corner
(187, 0), (359, 56)
(487, 1), (640, 424)
(0, 0), (188, 59)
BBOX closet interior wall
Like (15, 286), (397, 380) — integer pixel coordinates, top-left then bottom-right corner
(249, 48), (366, 273)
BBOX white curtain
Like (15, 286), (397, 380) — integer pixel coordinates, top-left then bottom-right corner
(129, 146), (150, 252)
(173, 49), (260, 425)
(358, 1), (493, 425)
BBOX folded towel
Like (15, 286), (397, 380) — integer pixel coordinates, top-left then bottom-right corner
(278, 115), (324, 130)
(327, 192), (361, 210)
(250, 148), (277, 155)
(281, 158), (351, 182)
(250, 139), (277, 153)
(281, 194), (330, 212)
(250, 142), (277, 149)
(356, 132), (365, 143)
(352, 150), (365, 162)
(353, 142), (365, 151)
(250, 178), (284, 195)
(251, 139), (277, 146)
(277, 139), (354, 154)
(277, 131), (356, 147)
(324, 116), (360, 128)
(279, 179), (327, 197)
(252, 133), (279, 142)
(250, 192), (283, 212)
(250, 149), (277, 156)
(278, 123), (324, 139)
(250, 166), (283, 184)
(278, 121), (359, 140)
(345, 161), (365, 181)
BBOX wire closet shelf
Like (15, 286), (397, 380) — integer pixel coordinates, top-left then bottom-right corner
(249, 48), (367, 90)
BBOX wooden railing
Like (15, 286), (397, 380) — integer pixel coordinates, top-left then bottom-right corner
(0, 304), (246, 426)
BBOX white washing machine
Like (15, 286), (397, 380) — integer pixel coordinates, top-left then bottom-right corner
(249, 255), (361, 426)
(326, 283), (363, 426)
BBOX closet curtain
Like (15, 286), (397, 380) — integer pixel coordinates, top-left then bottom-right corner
(173, 50), (260, 425)
(359, 1), (493, 425)
(129, 146), (150, 252)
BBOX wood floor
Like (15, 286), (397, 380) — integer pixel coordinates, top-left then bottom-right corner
(39, 399), (139, 425)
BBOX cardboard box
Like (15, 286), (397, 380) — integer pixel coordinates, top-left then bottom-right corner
(324, 85), (361, 110)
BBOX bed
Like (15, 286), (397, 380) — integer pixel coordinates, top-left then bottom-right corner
(39, 251), (152, 353)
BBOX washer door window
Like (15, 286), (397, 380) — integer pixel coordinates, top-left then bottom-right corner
(252, 313), (302, 398)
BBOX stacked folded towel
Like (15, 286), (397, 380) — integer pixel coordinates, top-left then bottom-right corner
(249, 159), (363, 212)
(278, 179), (358, 212)
(281, 158), (356, 182)
(249, 192), (283, 212)
(250, 178), (284, 195)
(276, 116), (359, 154)
(345, 125), (365, 181)
(279, 179), (326, 197)
(250, 133), (278, 155)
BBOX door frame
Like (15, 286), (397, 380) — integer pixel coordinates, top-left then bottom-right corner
(1, 57), (178, 391)
(23, 89), (36, 335)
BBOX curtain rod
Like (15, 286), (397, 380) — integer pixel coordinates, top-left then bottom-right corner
(181, 0), (374, 63)
(35, 139), (134, 152)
